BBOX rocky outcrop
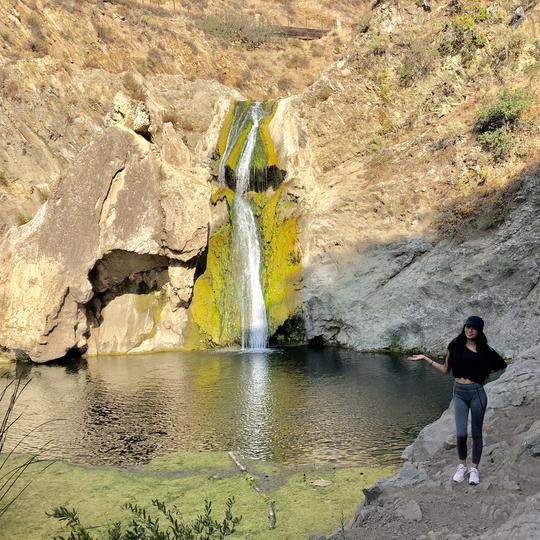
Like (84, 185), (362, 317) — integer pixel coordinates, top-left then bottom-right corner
(292, 0), (540, 356)
(301, 166), (540, 356)
(0, 87), (228, 361)
(312, 345), (540, 540)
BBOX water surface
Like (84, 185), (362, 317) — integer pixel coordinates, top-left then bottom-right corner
(1, 347), (453, 467)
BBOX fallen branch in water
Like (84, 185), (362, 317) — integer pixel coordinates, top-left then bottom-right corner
(227, 450), (277, 529)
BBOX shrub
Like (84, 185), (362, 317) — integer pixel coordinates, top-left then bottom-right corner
(367, 134), (384, 153)
(122, 73), (146, 101)
(311, 43), (324, 57)
(285, 53), (310, 70)
(27, 13), (42, 35)
(357, 14), (371, 34)
(475, 87), (533, 161)
(378, 109), (393, 135)
(15, 211), (32, 226)
(196, 11), (273, 47)
(368, 35), (388, 56)
(477, 126), (515, 162)
(492, 29), (527, 68)
(462, 0), (488, 22)
(398, 36), (437, 87)
(435, 120), (466, 149)
(94, 22), (114, 43)
(48, 497), (241, 540)
(439, 2), (487, 65)
(475, 88), (533, 133)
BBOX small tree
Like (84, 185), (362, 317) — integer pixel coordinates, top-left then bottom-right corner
(48, 497), (242, 540)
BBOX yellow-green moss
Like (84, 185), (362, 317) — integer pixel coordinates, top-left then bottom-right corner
(217, 100), (280, 178)
(190, 183), (302, 346)
(188, 223), (240, 347)
(190, 98), (299, 346)
(1, 452), (396, 540)
(217, 106), (235, 157)
(246, 191), (269, 216)
(210, 184), (235, 207)
(259, 186), (302, 336)
(259, 101), (279, 169)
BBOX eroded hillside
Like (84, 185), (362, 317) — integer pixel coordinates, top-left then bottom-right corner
(297, 0), (540, 353)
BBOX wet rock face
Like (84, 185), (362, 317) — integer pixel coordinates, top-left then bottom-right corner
(0, 124), (211, 362)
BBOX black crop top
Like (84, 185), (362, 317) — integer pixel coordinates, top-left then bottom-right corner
(447, 343), (507, 385)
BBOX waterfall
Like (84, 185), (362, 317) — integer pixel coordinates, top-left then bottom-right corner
(232, 102), (269, 350)
(218, 105), (251, 185)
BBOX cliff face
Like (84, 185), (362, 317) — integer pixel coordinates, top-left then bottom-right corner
(0, 83), (236, 361)
(0, 0), (360, 232)
(294, 0), (540, 355)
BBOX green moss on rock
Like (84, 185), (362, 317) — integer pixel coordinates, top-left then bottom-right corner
(218, 101), (279, 180)
(188, 222), (240, 347)
(189, 183), (303, 348)
(210, 185), (235, 208)
(259, 186), (303, 338)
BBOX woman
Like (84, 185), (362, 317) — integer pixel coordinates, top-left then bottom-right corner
(407, 316), (507, 486)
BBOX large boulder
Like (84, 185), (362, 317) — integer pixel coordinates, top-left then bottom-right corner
(0, 124), (211, 362)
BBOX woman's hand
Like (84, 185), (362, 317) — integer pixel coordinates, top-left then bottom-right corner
(407, 354), (427, 361)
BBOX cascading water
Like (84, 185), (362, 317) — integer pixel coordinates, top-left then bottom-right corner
(218, 105), (251, 185)
(231, 102), (269, 350)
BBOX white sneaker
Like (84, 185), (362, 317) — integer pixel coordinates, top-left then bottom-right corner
(469, 467), (480, 485)
(452, 464), (468, 482)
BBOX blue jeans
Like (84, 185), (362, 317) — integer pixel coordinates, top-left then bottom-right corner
(453, 382), (487, 465)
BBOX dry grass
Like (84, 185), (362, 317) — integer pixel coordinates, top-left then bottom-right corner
(285, 53), (310, 69)
(94, 22), (114, 43)
(122, 73), (146, 101)
(277, 76), (294, 91)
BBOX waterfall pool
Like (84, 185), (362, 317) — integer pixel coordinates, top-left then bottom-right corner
(1, 347), (453, 468)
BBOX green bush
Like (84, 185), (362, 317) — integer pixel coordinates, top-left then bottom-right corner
(439, 2), (488, 65)
(475, 88), (533, 161)
(477, 126), (515, 162)
(48, 497), (241, 540)
(475, 88), (533, 133)
(196, 12), (273, 47)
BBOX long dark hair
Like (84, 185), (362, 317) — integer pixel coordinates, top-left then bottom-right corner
(450, 326), (489, 351)
(448, 325), (490, 366)
(448, 324), (507, 373)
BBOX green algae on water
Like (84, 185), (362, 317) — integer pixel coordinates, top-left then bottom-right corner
(1, 451), (396, 540)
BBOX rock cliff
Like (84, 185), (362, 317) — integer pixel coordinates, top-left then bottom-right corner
(1, 0), (539, 360)
(0, 83), (236, 361)
(292, 0), (540, 356)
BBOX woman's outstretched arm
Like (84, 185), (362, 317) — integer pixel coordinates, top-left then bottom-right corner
(407, 353), (449, 374)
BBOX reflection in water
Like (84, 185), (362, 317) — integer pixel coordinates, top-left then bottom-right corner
(238, 353), (271, 458)
(0, 348), (453, 467)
